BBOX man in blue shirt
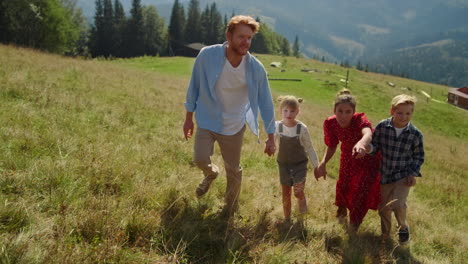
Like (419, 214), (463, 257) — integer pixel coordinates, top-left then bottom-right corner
(183, 15), (276, 217)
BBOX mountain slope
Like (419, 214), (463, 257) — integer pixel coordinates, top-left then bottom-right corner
(77, 0), (468, 60)
(371, 40), (468, 87)
(77, 0), (468, 87)
(1, 44), (467, 263)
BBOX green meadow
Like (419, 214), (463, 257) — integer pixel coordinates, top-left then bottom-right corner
(0, 44), (467, 263)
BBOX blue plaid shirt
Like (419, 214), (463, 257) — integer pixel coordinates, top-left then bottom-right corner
(371, 118), (425, 184)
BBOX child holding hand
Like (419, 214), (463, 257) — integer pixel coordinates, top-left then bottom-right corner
(274, 95), (319, 222)
(317, 89), (381, 231)
(368, 94), (424, 244)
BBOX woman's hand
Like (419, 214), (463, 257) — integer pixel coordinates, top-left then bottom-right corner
(315, 162), (327, 180)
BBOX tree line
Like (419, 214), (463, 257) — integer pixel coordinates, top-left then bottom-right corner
(0, 0), (87, 55)
(0, 0), (298, 58)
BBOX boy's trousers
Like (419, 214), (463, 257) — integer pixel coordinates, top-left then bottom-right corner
(193, 125), (246, 215)
(378, 177), (411, 237)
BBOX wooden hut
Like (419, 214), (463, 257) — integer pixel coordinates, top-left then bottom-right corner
(448, 87), (468, 109)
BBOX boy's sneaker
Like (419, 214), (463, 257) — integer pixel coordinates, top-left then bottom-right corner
(398, 227), (410, 245)
(195, 174), (217, 197)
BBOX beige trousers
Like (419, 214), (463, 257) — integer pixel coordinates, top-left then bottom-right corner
(379, 177), (411, 237)
(193, 125), (246, 215)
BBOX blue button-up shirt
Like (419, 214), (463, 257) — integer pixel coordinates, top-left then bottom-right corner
(184, 43), (275, 138)
(371, 118), (425, 184)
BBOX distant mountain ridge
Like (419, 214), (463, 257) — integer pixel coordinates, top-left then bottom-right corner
(77, 0), (468, 87)
(368, 39), (468, 87)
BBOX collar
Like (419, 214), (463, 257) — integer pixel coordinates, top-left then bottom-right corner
(385, 118), (415, 133)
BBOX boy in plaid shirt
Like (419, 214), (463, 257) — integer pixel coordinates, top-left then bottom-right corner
(368, 94), (424, 244)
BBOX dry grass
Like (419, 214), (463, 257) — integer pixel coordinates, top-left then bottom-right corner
(0, 44), (467, 263)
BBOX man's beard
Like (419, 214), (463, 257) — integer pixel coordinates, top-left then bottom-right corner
(231, 44), (249, 56)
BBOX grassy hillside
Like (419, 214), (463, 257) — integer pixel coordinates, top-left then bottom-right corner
(0, 44), (467, 263)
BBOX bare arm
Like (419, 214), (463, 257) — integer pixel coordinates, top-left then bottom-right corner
(352, 127), (373, 159)
(317, 145), (337, 180)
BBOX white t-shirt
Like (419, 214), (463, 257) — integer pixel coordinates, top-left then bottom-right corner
(215, 56), (249, 135)
(394, 126), (406, 137)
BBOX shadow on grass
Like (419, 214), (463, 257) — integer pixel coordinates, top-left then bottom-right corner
(386, 243), (423, 264)
(324, 232), (422, 264)
(158, 189), (273, 263)
(273, 220), (308, 243)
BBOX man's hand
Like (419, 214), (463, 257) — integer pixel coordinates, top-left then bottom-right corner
(183, 119), (194, 140)
(406, 176), (416, 187)
(264, 135), (276, 157)
(183, 112), (194, 140)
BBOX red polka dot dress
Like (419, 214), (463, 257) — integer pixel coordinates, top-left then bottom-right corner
(323, 113), (381, 225)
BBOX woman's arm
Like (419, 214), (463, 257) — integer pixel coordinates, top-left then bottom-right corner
(317, 145), (337, 180)
(352, 127), (372, 159)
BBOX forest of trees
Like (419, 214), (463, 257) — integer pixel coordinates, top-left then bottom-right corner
(361, 41), (468, 87)
(0, 0), (293, 58)
(0, 0), (87, 55)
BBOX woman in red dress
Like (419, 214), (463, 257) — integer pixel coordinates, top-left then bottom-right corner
(317, 89), (381, 231)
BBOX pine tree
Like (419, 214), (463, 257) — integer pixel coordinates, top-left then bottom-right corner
(223, 14), (228, 30)
(101, 0), (114, 57)
(184, 0), (201, 44)
(356, 60), (363, 71)
(168, 0), (185, 53)
(180, 6), (186, 38)
(208, 3), (223, 44)
(90, 0), (114, 57)
(200, 5), (210, 44)
(344, 60), (350, 68)
(0, 0), (9, 42)
(127, 0), (145, 57)
(112, 0), (126, 57)
(293, 35), (300, 58)
(250, 25), (269, 54)
(251, 21), (282, 54)
(280, 37), (290, 56)
(200, 3), (223, 45)
(90, 0), (104, 56)
(250, 21), (290, 56)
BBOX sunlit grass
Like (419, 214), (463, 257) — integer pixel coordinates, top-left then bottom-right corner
(0, 44), (466, 263)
